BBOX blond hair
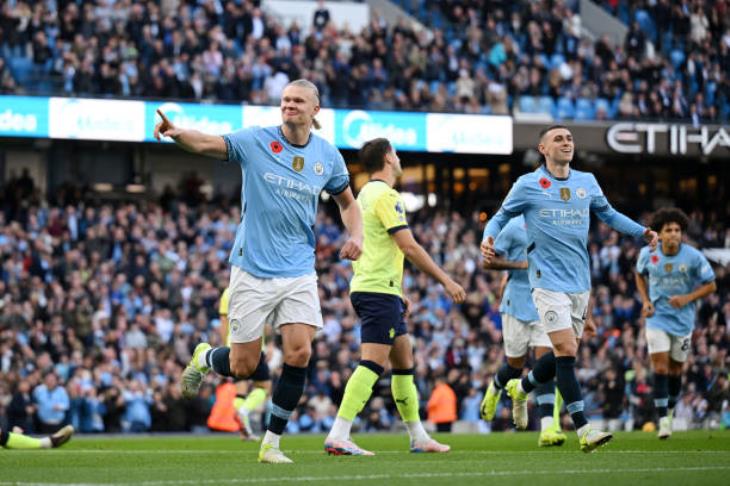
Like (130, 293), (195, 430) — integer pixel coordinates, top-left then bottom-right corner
(286, 79), (322, 130)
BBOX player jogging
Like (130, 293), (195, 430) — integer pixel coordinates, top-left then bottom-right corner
(0, 425), (73, 450)
(324, 138), (466, 456)
(480, 215), (567, 447)
(482, 125), (658, 452)
(154, 79), (363, 464)
(635, 207), (716, 439)
(219, 287), (271, 441)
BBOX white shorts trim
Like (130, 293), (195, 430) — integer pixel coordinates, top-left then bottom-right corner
(646, 328), (692, 362)
(502, 314), (552, 358)
(227, 266), (323, 343)
(532, 288), (590, 338)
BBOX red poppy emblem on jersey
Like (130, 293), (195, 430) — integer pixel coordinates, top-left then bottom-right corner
(539, 177), (551, 189)
(270, 141), (283, 153)
(650, 255), (659, 264)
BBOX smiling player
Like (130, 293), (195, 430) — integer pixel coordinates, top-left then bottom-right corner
(154, 79), (363, 464)
(635, 208), (716, 439)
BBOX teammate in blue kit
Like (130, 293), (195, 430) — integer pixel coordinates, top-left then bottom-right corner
(154, 79), (363, 464)
(480, 215), (566, 447)
(482, 125), (658, 452)
(635, 208), (716, 440)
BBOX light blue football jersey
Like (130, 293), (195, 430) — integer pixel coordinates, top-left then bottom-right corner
(636, 243), (715, 336)
(494, 216), (540, 322)
(484, 166), (646, 293)
(223, 126), (349, 278)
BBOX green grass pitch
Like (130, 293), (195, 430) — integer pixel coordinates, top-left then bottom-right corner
(1, 430), (729, 485)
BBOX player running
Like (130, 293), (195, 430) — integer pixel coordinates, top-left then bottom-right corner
(635, 208), (716, 440)
(480, 215), (567, 447)
(324, 138), (466, 456)
(482, 125), (658, 452)
(155, 79), (363, 464)
(219, 287), (271, 441)
(0, 425), (74, 450)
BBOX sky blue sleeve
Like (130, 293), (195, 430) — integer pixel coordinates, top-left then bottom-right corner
(636, 247), (649, 275)
(324, 149), (350, 194)
(493, 220), (514, 256)
(484, 180), (528, 241)
(589, 175), (645, 238)
(695, 251), (716, 283)
(222, 128), (256, 166)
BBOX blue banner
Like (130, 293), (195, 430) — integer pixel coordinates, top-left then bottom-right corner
(0, 96), (48, 138)
(334, 109), (428, 151)
(0, 95), (513, 154)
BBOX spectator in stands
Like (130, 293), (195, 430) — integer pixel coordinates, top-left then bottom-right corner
(32, 372), (70, 434)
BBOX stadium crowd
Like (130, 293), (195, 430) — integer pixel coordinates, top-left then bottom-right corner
(0, 171), (728, 436)
(1, 0), (729, 121)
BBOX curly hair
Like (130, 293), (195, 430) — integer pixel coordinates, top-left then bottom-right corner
(651, 207), (689, 233)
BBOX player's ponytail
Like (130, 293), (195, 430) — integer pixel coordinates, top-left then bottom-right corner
(287, 79), (322, 130)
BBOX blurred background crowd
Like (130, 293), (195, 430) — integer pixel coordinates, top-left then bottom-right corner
(1, 0), (729, 121)
(0, 170), (727, 436)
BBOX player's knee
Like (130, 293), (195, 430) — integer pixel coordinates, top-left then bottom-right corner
(230, 356), (258, 378)
(507, 356), (526, 368)
(284, 344), (311, 367)
(553, 340), (577, 357)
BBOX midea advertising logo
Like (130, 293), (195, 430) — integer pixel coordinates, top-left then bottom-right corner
(157, 102), (233, 134)
(342, 110), (419, 148)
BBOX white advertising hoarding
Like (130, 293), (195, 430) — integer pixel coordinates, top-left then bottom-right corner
(426, 114), (513, 154)
(49, 98), (146, 141)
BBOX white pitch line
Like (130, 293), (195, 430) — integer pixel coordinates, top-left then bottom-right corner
(1, 465), (730, 486)
(2, 449), (729, 455)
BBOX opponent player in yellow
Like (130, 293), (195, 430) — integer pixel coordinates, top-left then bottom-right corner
(0, 425), (73, 450)
(324, 138), (466, 455)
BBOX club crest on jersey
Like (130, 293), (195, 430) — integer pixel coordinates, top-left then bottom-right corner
(560, 187), (571, 201)
(314, 161), (324, 175)
(576, 188), (587, 199)
(292, 156), (304, 172)
(664, 263), (673, 273)
(270, 141), (283, 154)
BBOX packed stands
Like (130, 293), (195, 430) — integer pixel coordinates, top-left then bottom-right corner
(0, 174), (727, 434)
(1, 0), (728, 121)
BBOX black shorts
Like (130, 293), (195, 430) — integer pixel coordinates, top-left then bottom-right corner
(350, 291), (408, 345)
(234, 352), (270, 383)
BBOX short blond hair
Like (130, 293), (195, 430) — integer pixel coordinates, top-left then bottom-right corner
(286, 79), (322, 130)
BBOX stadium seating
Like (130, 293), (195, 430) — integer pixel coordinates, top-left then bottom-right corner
(0, 0), (727, 121)
(0, 173), (726, 434)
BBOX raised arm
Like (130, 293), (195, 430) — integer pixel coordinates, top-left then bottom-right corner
(154, 109), (227, 160)
(590, 175), (657, 248)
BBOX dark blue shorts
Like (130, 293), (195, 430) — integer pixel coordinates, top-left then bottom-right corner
(350, 292), (408, 345)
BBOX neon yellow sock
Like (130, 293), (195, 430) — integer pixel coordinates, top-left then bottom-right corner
(5, 432), (44, 449)
(242, 387), (267, 412)
(391, 374), (420, 422)
(553, 389), (563, 431)
(337, 366), (379, 421)
(233, 397), (246, 411)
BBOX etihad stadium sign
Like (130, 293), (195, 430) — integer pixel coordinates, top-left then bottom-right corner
(606, 123), (730, 156)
